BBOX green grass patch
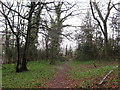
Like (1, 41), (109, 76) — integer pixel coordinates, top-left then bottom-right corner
(69, 60), (95, 66)
(2, 61), (56, 88)
(68, 60), (118, 87)
(111, 79), (120, 82)
(69, 64), (114, 79)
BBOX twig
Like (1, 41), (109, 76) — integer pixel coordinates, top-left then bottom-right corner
(99, 66), (118, 85)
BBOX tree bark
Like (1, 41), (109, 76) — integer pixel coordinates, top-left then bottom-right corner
(104, 22), (109, 59)
(45, 37), (49, 61)
(16, 37), (20, 72)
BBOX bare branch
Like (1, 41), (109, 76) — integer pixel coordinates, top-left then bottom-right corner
(0, 1), (28, 20)
(90, 1), (105, 36)
(92, 1), (104, 22)
(0, 9), (17, 37)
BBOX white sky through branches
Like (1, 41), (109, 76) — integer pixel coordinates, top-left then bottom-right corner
(0, 0), (120, 52)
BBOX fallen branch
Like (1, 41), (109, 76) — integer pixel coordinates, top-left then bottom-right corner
(99, 65), (118, 85)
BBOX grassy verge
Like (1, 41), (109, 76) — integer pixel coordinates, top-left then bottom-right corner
(68, 60), (118, 88)
(2, 61), (57, 88)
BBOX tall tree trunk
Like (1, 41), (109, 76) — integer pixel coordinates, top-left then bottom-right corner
(104, 35), (109, 59)
(50, 40), (57, 65)
(5, 19), (10, 63)
(104, 23), (109, 59)
(49, 34), (60, 65)
(20, 27), (30, 71)
(45, 38), (49, 61)
(20, 37), (29, 71)
(16, 37), (20, 72)
(20, 2), (36, 71)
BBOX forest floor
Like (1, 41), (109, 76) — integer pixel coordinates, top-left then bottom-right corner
(2, 60), (119, 88)
(68, 60), (119, 88)
(2, 61), (57, 88)
(44, 61), (78, 88)
(44, 60), (119, 88)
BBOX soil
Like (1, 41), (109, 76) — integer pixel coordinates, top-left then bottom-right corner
(44, 61), (78, 88)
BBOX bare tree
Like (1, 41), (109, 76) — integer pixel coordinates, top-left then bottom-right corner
(0, 1), (42, 72)
(0, 1), (23, 72)
(90, 0), (118, 58)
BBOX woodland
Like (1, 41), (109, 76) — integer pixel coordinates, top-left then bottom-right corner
(0, 0), (119, 89)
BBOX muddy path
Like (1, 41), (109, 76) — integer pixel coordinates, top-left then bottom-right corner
(44, 61), (78, 88)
